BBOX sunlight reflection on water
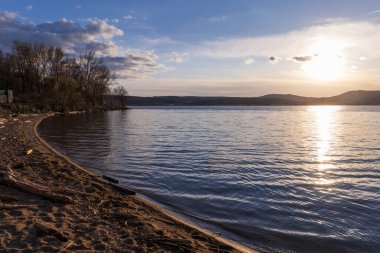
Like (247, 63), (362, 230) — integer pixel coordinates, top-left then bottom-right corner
(309, 106), (341, 188)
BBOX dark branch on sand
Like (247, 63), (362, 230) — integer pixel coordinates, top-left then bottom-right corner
(0, 165), (76, 204)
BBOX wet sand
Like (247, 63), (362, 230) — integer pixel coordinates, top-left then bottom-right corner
(0, 112), (254, 252)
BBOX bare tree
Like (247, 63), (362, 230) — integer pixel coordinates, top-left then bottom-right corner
(12, 41), (34, 94)
(1, 41), (120, 110)
(0, 51), (16, 91)
(56, 75), (77, 111)
(32, 43), (52, 108)
(112, 85), (128, 107)
(49, 47), (65, 89)
(78, 51), (114, 106)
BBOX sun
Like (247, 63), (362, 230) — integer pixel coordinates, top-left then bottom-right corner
(301, 41), (346, 81)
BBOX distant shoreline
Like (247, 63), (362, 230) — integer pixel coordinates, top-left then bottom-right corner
(126, 90), (380, 106)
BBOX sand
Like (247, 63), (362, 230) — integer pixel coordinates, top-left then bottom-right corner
(0, 111), (254, 252)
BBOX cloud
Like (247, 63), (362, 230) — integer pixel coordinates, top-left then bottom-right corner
(368, 9), (380, 15)
(76, 5), (82, 9)
(293, 55), (313, 62)
(0, 11), (162, 80)
(244, 58), (254, 65)
(26, 5), (33, 11)
(269, 56), (279, 64)
(87, 18), (123, 38)
(166, 52), (189, 63)
(0, 12), (124, 53)
(208, 16), (227, 22)
(103, 50), (164, 79)
(195, 19), (380, 63)
(136, 36), (185, 48)
(123, 15), (134, 20)
(0, 11), (17, 22)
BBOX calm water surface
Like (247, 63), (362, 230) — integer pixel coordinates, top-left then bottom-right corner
(38, 106), (380, 253)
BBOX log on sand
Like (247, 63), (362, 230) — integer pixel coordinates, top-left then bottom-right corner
(0, 195), (19, 202)
(0, 166), (74, 204)
(0, 204), (36, 210)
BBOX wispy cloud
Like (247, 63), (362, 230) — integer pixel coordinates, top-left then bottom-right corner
(208, 16), (228, 22)
(26, 5), (33, 11)
(195, 19), (380, 63)
(293, 56), (313, 62)
(123, 15), (134, 20)
(166, 52), (189, 63)
(368, 9), (380, 15)
(244, 58), (254, 65)
(136, 35), (187, 48)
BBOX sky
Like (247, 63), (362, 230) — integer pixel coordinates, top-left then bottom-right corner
(1, 0), (380, 97)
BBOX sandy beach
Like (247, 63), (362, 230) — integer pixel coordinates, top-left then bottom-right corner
(0, 111), (251, 252)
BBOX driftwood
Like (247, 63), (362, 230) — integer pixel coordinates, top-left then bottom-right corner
(102, 175), (119, 184)
(90, 181), (106, 191)
(149, 238), (192, 244)
(0, 166), (74, 204)
(54, 188), (88, 196)
(63, 240), (75, 250)
(0, 195), (19, 202)
(148, 237), (192, 251)
(0, 204), (36, 210)
(110, 183), (136, 195)
(93, 176), (135, 195)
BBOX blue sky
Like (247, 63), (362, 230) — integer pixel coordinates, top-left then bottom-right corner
(1, 0), (380, 96)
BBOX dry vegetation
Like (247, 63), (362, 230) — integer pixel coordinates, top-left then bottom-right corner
(0, 41), (127, 112)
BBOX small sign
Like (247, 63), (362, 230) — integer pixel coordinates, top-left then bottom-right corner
(7, 90), (13, 103)
(0, 89), (13, 103)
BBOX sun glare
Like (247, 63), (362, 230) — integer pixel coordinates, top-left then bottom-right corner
(308, 106), (341, 188)
(301, 41), (346, 81)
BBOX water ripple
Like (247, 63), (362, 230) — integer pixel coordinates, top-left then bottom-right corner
(38, 106), (380, 253)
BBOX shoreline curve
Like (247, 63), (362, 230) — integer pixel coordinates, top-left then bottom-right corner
(34, 113), (257, 253)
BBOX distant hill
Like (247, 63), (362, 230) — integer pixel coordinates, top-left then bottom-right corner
(259, 94), (320, 104)
(125, 90), (380, 106)
(317, 90), (380, 105)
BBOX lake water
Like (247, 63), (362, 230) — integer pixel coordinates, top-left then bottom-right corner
(38, 106), (380, 253)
